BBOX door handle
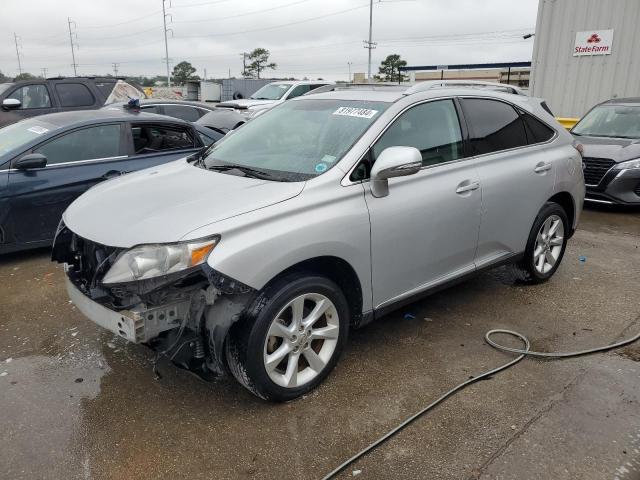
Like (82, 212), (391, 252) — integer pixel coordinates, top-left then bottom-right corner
(455, 181), (480, 194)
(534, 162), (552, 173)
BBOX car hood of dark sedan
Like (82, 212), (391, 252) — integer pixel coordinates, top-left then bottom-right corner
(576, 135), (640, 163)
(63, 159), (305, 248)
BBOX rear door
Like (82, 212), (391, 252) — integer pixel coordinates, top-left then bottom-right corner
(6, 123), (126, 245)
(459, 97), (557, 267)
(51, 81), (98, 111)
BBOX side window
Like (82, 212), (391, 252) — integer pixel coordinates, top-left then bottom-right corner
(372, 99), (463, 167)
(286, 85), (312, 100)
(34, 124), (122, 165)
(198, 130), (223, 147)
(131, 124), (195, 154)
(520, 111), (555, 144)
(462, 98), (528, 155)
(162, 105), (201, 122)
(141, 105), (160, 114)
(8, 85), (51, 109)
(55, 83), (95, 107)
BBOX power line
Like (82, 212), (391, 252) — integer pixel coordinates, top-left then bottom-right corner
(173, 0), (314, 24)
(112, 62), (120, 76)
(82, 10), (164, 29)
(170, 0), (232, 9)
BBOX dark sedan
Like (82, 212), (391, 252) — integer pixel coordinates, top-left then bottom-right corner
(0, 109), (222, 254)
(102, 99), (216, 123)
(571, 98), (640, 205)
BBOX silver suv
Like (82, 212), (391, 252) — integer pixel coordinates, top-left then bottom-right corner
(52, 84), (585, 401)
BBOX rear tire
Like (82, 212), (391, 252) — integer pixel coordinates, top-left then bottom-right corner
(511, 202), (569, 284)
(225, 274), (349, 401)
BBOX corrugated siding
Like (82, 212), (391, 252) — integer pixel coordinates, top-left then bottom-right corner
(530, 0), (640, 117)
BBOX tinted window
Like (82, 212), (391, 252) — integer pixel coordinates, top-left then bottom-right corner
(198, 130), (223, 147)
(34, 124), (121, 165)
(141, 105), (160, 114)
(94, 81), (115, 100)
(132, 124), (195, 154)
(55, 83), (95, 107)
(163, 105), (201, 122)
(373, 99), (463, 167)
(287, 85), (312, 100)
(9, 85), (51, 109)
(462, 98), (528, 155)
(521, 111), (554, 144)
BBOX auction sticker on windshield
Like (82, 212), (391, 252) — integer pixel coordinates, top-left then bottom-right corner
(333, 107), (378, 119)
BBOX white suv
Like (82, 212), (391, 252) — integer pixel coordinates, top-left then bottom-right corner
(216, 80), (332, 119)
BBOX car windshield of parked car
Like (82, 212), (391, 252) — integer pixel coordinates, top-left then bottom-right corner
(249, 83), (292, 100)
(0, 117), (59, 158)
(202, 99), (388, 181)
(572, 104), (640, 139)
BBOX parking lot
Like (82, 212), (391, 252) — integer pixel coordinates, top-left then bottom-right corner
(1, 205), (638, 480)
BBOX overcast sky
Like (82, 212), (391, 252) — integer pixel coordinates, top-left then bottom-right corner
(0, 0), (538, 81)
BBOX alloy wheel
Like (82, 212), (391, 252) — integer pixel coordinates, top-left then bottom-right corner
(533, 214), (564, 274)
(263, 293), (340, 388)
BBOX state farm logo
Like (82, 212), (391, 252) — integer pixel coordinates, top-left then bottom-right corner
(586, 33), (601, 43)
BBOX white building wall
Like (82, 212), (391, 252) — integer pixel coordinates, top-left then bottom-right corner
(530, 0), (640, 118)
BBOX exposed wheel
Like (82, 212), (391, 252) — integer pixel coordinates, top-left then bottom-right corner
(225, 275), (349, 401)
(512, 202), (569, 284)
(232, 91), (244, 100)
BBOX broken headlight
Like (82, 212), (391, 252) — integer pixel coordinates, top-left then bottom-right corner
(102, 236), (220, 284)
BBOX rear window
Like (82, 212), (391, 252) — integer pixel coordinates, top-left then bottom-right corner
(462, 98), (528, 155)
(94, 81), (116, 100)
(521, 111), (555, 144)
(55, 83), (95, 107)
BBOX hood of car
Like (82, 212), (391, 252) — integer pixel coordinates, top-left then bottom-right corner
(63, 159), (305, 248)
(576, 135), (640, 163)
(217, 99), (276, 109)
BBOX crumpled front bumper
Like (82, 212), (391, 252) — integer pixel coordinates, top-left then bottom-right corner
(65, 275), (187, 343)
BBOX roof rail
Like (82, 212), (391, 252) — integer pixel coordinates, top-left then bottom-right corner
(404, 80), (527, 96)
(305, 83), (408, 95)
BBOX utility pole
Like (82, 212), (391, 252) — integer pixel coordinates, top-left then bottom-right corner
(13, 33), (22, 76)
(41, 68), (48, 78)
(67, 17), (78, 76)
(363, 0), (377, 81)
(241, 52), (249, 77)
(347, 62), (352, 83)
(162, 0), (172, 87)
(112, 62), (119, 77)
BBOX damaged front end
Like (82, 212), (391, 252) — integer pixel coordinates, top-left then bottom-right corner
(52, 224), (256, 377)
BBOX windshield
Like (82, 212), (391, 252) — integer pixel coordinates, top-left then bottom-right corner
(0, 117), (59, 158)
(249, 83), (292, 100)
(572, 104), (640, 138)
(203, 99), (388, 181)
(0, 83), (12, 95)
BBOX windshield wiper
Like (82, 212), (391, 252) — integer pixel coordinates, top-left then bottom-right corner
(208, 164), (284, 181)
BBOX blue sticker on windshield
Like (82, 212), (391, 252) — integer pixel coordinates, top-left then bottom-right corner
(315, 163), (328, 173)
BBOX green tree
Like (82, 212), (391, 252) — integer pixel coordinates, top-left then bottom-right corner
(245, 48), (276, 79)
(376, 54), (408, 83)
(172, 61), (197, 85)
(14, 72), (36, 81)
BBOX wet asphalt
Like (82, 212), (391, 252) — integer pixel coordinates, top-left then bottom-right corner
(1, 206), (639, 480)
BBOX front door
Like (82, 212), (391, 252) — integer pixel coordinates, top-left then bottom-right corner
(364, 99), (482, 309)
(7, 123), (125, 245)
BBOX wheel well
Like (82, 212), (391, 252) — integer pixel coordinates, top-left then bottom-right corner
(548, 192), (575, 232)
(266, 256), (364, 327)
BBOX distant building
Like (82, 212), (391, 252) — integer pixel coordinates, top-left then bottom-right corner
(530, 0), (640, 117)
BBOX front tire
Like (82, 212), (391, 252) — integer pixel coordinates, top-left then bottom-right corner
(512, 202), (569, 284)
(225, 274), (349, 401)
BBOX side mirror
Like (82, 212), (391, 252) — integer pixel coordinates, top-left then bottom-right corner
(15, 153), (47, 170)
(2, 98), (21, 110)
(370, 146), (422, 198)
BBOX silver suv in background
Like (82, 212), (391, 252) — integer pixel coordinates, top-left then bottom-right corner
(52, 85), (584, 401)
(215, 80), (332, 121)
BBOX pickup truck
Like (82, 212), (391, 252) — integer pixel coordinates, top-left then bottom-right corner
(0, 77), (145, 128)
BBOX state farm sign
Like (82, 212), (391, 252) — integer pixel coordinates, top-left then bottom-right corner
(574, 29), (614, 56)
